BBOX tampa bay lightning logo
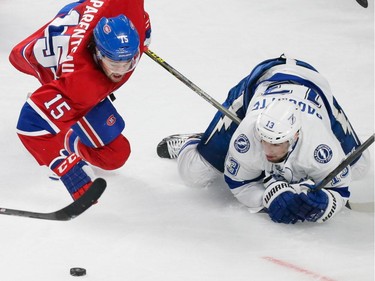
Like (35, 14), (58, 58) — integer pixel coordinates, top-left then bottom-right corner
(271, 166), (294, 182)
(314, 144), (333, 164)
(234, 134), (250, 153)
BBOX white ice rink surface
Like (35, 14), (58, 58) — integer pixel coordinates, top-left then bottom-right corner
(0, 0), (373, 280)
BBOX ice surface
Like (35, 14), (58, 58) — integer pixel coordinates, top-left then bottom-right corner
(0, 0), (373, 280)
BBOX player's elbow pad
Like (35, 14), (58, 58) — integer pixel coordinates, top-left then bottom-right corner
(230, 183), (264, 211)
(72, 98), (125, 148)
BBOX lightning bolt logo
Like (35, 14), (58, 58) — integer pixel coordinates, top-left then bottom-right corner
(333, 106), (360, 145)
(205, 95), (244, 144)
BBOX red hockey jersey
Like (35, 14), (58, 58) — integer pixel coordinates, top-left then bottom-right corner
(10, 0), (147, 134)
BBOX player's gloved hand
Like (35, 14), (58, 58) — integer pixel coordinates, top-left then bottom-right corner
(262, 176), (303, 224)
(52, 153), (95, 200)
(289, 179), (343, 223)
(298, 188), (330, 222)
(290, 179), (327, 222)
(291, 179), (316, 193)
(296, 180), (342, 223)
(143, 11), (151, 51)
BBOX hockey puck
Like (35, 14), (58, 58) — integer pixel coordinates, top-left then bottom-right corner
(70, 267), (86, 277)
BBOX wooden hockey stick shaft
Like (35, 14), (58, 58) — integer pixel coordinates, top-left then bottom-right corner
(315, 133), (374, 190)
(145, 49), (241, 125)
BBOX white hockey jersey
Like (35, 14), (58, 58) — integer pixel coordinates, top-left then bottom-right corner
(224, 60), (351, 212)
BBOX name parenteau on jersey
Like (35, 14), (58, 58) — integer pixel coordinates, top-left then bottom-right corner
(61, 0), (105, 74)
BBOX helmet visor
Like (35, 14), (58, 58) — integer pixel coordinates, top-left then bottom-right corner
(100, 49), (140, 75)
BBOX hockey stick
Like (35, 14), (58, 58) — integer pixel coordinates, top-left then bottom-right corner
(0, 178), (106, 221)
(315, 134), (374, 190)
(145, 49), (241, 125)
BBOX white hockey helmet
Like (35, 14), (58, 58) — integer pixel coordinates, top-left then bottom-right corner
(256, 98), (301, 144)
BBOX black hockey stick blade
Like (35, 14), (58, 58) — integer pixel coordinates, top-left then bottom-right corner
(356, 0), (368, 8)
(315, 134), (374, 191)
(0, 178), (106, 221)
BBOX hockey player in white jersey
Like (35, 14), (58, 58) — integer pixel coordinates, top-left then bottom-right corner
(157, 55), (370, 224)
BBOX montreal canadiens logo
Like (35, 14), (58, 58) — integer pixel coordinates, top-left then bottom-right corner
(314, 144), (333, 164)
(234, 134), (250, 153)
(103, 24), (111, 34)
(106, 114), (116, 126)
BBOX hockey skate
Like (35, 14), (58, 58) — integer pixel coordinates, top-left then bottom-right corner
(157, 133), (203, 159)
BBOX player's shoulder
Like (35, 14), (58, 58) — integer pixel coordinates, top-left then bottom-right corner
(229, 118), (263, 160)
(294, 129), (351, 186)
(298, 127), (344, 167)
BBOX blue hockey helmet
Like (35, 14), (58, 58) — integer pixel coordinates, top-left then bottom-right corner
(93, 14), (140, 62)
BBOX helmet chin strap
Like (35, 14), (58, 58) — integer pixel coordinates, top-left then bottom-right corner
(93, 49), (108, 75)
(95, 48), (103, 61)
(287, 130), (300, 153)
(276, 133), (300, 163)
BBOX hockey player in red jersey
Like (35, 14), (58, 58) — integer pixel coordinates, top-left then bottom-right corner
(9, 0), (151, 200)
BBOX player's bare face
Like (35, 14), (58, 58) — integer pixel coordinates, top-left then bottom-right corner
(100, 57), (133, 82)
(261, 141), (290, 163)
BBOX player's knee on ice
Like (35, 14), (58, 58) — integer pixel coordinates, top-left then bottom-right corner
(177, 141), (221, 187)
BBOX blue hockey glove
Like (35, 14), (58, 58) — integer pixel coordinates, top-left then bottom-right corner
(298, 189), (329, 222)
(263, 177), (303, 224)
(299, 187), (344, 223)
(52, 153), (95, 200)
